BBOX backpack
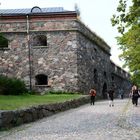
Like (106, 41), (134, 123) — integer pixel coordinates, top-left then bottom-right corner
(90, 89), (96, 96)
(133, 90), (139, 97)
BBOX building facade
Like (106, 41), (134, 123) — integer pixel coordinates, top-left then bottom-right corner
(0, 7), (131, 97)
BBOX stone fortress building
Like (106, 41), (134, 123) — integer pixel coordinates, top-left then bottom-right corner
(0, 6), (131, 98)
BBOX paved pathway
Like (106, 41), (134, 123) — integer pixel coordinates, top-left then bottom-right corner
(0, 99), (140, 140)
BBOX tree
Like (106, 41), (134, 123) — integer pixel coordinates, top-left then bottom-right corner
(111, 0), (140, 86)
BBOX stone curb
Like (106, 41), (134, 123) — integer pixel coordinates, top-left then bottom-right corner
(0, 96), (89, 130)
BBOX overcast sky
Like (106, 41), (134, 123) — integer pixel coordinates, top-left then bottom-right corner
(0, 0), (131, 69)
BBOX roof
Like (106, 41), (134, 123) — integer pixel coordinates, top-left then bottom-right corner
(0, 6), (74, 15)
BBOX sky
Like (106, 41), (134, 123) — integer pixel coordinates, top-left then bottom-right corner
(0, 0), (130, 70)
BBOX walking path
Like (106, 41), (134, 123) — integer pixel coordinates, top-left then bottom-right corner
(0, 98), (140, 140)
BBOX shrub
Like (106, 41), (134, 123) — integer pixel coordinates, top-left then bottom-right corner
(0, 33), (8, 48)
(28, 90), (38, 95)
(47, 90), (80, 94)
(0, 75), (28, 95)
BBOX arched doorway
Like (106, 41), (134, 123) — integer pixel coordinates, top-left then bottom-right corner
(102, 83), (107, 99)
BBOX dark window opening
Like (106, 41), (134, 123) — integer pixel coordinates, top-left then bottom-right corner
(112, 75), (114, 81)
(94, 48), (97, 52)
(94, 69), (98, 83)
(0, 34), (8, 48)
(35, 74), (48, 85)
(33, 35), (47, 46)
(91, 56), (94, 60)
(102, 83), (107, 99)
(104, 71), (107, 78)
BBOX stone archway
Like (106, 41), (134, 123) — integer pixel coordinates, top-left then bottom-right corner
(102, 83), (107, 99)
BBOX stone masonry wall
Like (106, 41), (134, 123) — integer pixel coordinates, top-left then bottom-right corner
(0, 33), (29, 81)
(76, 33), (111, 95)
(0, 17), (130, 95)
(31, 31), (78, 92)
(0, 19), (79, 92)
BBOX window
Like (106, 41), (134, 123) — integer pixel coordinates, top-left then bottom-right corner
(33, 35), (47, 46)
(112, 75), (114, 81)
(94, 69), (98, 83)
(94, 48), (97, 52)
(35, 74), (48, 85)
(104, 71), (107, 78)
(0, 34), (8, 48)
(102, 83), (107, 99)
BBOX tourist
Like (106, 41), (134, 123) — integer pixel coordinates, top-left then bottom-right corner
(119, 89), (124, 99)
(131, 85), (140, 106)
(89, 87), (96, 105)
(107, 88), (115, 107)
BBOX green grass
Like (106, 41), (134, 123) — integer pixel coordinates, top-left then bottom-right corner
(0, 94), (84, 110)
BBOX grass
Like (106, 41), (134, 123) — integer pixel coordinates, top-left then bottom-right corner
(0, 94), (85, 110)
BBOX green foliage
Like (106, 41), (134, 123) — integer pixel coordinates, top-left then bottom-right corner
(131, 71), (140, 87)
(0, 75), (28, 95)
(111, 0), (140, 33)
(111, 0), (140, 85)
(0, 33), (8, 48)
(118, 25), (140, 67)
(47, 90), (80, 94)
(28, 90), (39, 95)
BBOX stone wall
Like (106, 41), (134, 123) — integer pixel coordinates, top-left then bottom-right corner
(31, 31), (78, 92)
(76, 32), (111, 95)
(0, 19), (80, 92)
(0, 33), (29, 79)
(0, 96), (89, 130)
(0, 16), (130, 96)
(110, 62), (131, 97)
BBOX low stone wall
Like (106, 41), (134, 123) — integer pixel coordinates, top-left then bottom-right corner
(0, 96), (89, 130)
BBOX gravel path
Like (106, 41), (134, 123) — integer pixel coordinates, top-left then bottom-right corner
(0, 98), (140, 140)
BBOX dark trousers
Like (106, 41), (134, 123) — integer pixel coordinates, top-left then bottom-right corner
(90, 96), (95, 105)
(121, 94), (124, 99)
(133, 96), (138, 106)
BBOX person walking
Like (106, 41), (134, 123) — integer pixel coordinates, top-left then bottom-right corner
(120, 89), (124, 99)
(107, 88), (115, 107)
(131, 85), (140, 106)
(89, 87), (96, 105)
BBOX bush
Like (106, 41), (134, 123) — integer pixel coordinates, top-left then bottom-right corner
(28, 90), (38, 95)
(0, 75), (28, 95)
(47, 90), (80, 94)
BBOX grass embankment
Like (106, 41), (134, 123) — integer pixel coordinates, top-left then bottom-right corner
(0, 94), (85, 110)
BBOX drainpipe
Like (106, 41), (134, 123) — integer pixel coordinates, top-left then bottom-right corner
(26, 14), (32, 91)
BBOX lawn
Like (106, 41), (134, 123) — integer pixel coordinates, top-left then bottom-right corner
(0, 94), (85, 110)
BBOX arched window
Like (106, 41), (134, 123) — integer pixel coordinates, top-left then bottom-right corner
(33, 35), (47, 46)
(0, 34), (8, 48)
(112, 75), (114, 81)
(102, 83), (107, 99)
(111, 75), (115, 88)
(104, 71), (107, 78)
(94, 69), (98, 83)
(35, 74), (48, 85)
